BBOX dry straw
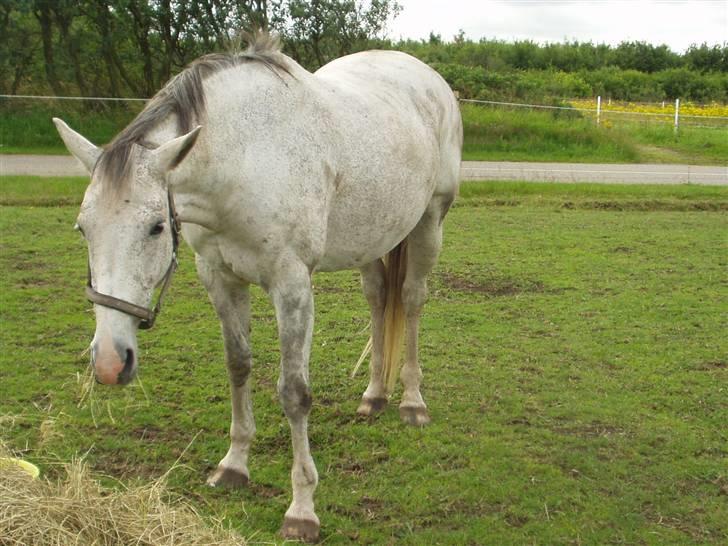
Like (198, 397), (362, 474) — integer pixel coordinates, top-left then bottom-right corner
(0, 443), (246, 546)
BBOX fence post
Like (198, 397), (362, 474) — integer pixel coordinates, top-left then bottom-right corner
(596, 95), (601, 126)
(674, 98), (680, 135)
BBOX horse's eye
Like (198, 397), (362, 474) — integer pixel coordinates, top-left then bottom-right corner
(150, 222), (165, 236)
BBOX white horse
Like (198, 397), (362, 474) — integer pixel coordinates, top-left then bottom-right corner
(54, 34), (461, 542)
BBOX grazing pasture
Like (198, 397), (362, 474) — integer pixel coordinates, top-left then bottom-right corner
(1, 177), (726, 544)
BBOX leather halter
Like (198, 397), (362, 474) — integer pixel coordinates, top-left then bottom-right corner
(85, 192), (181, 330)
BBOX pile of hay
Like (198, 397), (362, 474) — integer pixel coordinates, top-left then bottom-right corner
(0, 447), (246, 546)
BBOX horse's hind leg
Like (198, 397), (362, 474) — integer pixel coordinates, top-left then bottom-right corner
(399, 194), (453, 426)
(356, 259), (388, 416)
(196, 255), (255, 488)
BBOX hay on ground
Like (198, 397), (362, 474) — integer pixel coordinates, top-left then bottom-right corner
(0, 445), (246, 546)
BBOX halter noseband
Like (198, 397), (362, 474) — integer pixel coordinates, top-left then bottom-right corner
(85, 192), (181, 330)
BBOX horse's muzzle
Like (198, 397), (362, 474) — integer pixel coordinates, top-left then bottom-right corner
(91, 338), (137, 385)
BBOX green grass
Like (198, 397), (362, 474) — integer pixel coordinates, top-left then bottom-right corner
(1, 178), (727, 544)
(461, 103), (728, 165)
(459, 179), (728, 201)
(4, 175), (724, 210)
(2, 101), (726, 165)
(627, 123), (728, 164)
(0, 101), (141, 154)
(462, 103), (639, 163)
(0, 175), (90, 205)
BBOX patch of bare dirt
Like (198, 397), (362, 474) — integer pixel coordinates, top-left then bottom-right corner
(132, 425), (168, 442)
(93, 452), (163, 481)
(439, 272), (546, 297)
(563, 200), (728, 211)
(694, 360), (727, 371)
(312, 283), (347, 294)
(249, 482), (284, 498)
(358, 496), (387, 521)
(635, 144), (693, 164)
(551, 421), (628, 438)
(15, 276), (53, 287)
(504, 511), (529, 528)
(640, 501), (717, 542)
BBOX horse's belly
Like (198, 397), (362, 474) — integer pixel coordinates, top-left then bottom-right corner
(316, 175), (434, 272)
(313, 64), (449, 271)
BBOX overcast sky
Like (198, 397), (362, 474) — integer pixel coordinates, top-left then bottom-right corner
(388, 0), (727, 53)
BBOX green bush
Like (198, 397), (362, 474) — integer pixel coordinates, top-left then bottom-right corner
(400, 39), (728, 103)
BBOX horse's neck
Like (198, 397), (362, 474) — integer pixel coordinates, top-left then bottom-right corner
(147, 64), (334, 230)
(135, 114), (214, 228)
(144, 115), (181, 149)
(143, 114), (204, 189)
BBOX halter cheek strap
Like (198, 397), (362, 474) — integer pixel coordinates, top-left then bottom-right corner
(85, 192), (181, 330)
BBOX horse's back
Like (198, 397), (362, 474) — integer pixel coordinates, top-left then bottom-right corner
(311, 51), (462, 270)
(315, 51), (462, 196)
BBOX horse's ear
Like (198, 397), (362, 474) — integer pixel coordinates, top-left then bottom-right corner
(52, 118), (102, 174)
(153, 126), (202, 174)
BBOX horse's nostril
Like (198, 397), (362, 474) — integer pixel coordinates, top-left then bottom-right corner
(115, 348), (136, 385)
(92, 339), (136, 385)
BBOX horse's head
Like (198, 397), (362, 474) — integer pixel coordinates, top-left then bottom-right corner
(53, 119), (200, 385)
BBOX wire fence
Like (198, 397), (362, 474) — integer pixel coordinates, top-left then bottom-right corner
(4, 93), (728, 121)
(0, 94), (148, 102)
(459, 96), (728, 130)
(1, 93), (727, 146)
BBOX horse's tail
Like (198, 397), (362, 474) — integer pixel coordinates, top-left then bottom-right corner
(352, 240), (408, 394)
(381, 239), (408, 394)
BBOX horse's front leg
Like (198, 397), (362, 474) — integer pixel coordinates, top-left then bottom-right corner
(196, 256), (256, 487)
(269, 260), (319, 542)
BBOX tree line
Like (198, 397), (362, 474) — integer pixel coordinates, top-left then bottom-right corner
(1, 0), (400, 98)
(408, 34), (728, 74)
(399, 35), (728, 103)
(1, 1), (727, 103)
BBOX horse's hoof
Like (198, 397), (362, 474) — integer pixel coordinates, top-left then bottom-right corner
(399, 405), (431, 426)
(280, 516), (320, 543)
(206, 466), (249, 488)
(356, 396), (388, 417)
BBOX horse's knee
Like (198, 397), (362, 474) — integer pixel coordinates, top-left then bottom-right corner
(278, 373), (313, 420)
(402, 278), (428, 314)
(360, 261), (386, 309)
(362, 277), (385, 308)
(224, 332), (252, 387)
(228, 358), (251, 387)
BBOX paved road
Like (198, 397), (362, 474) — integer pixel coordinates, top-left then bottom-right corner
(462, 161), (727, 185)
(2, 154), (726, 185)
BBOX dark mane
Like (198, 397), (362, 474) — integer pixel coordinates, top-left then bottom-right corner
(96, 32), (291, 184)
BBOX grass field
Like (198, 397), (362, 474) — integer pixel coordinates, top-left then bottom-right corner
(0, 101), (144, 155)
(461, 104), (728, 165)
(1, 177), (727, 544)
(2, 100), (727, 165)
